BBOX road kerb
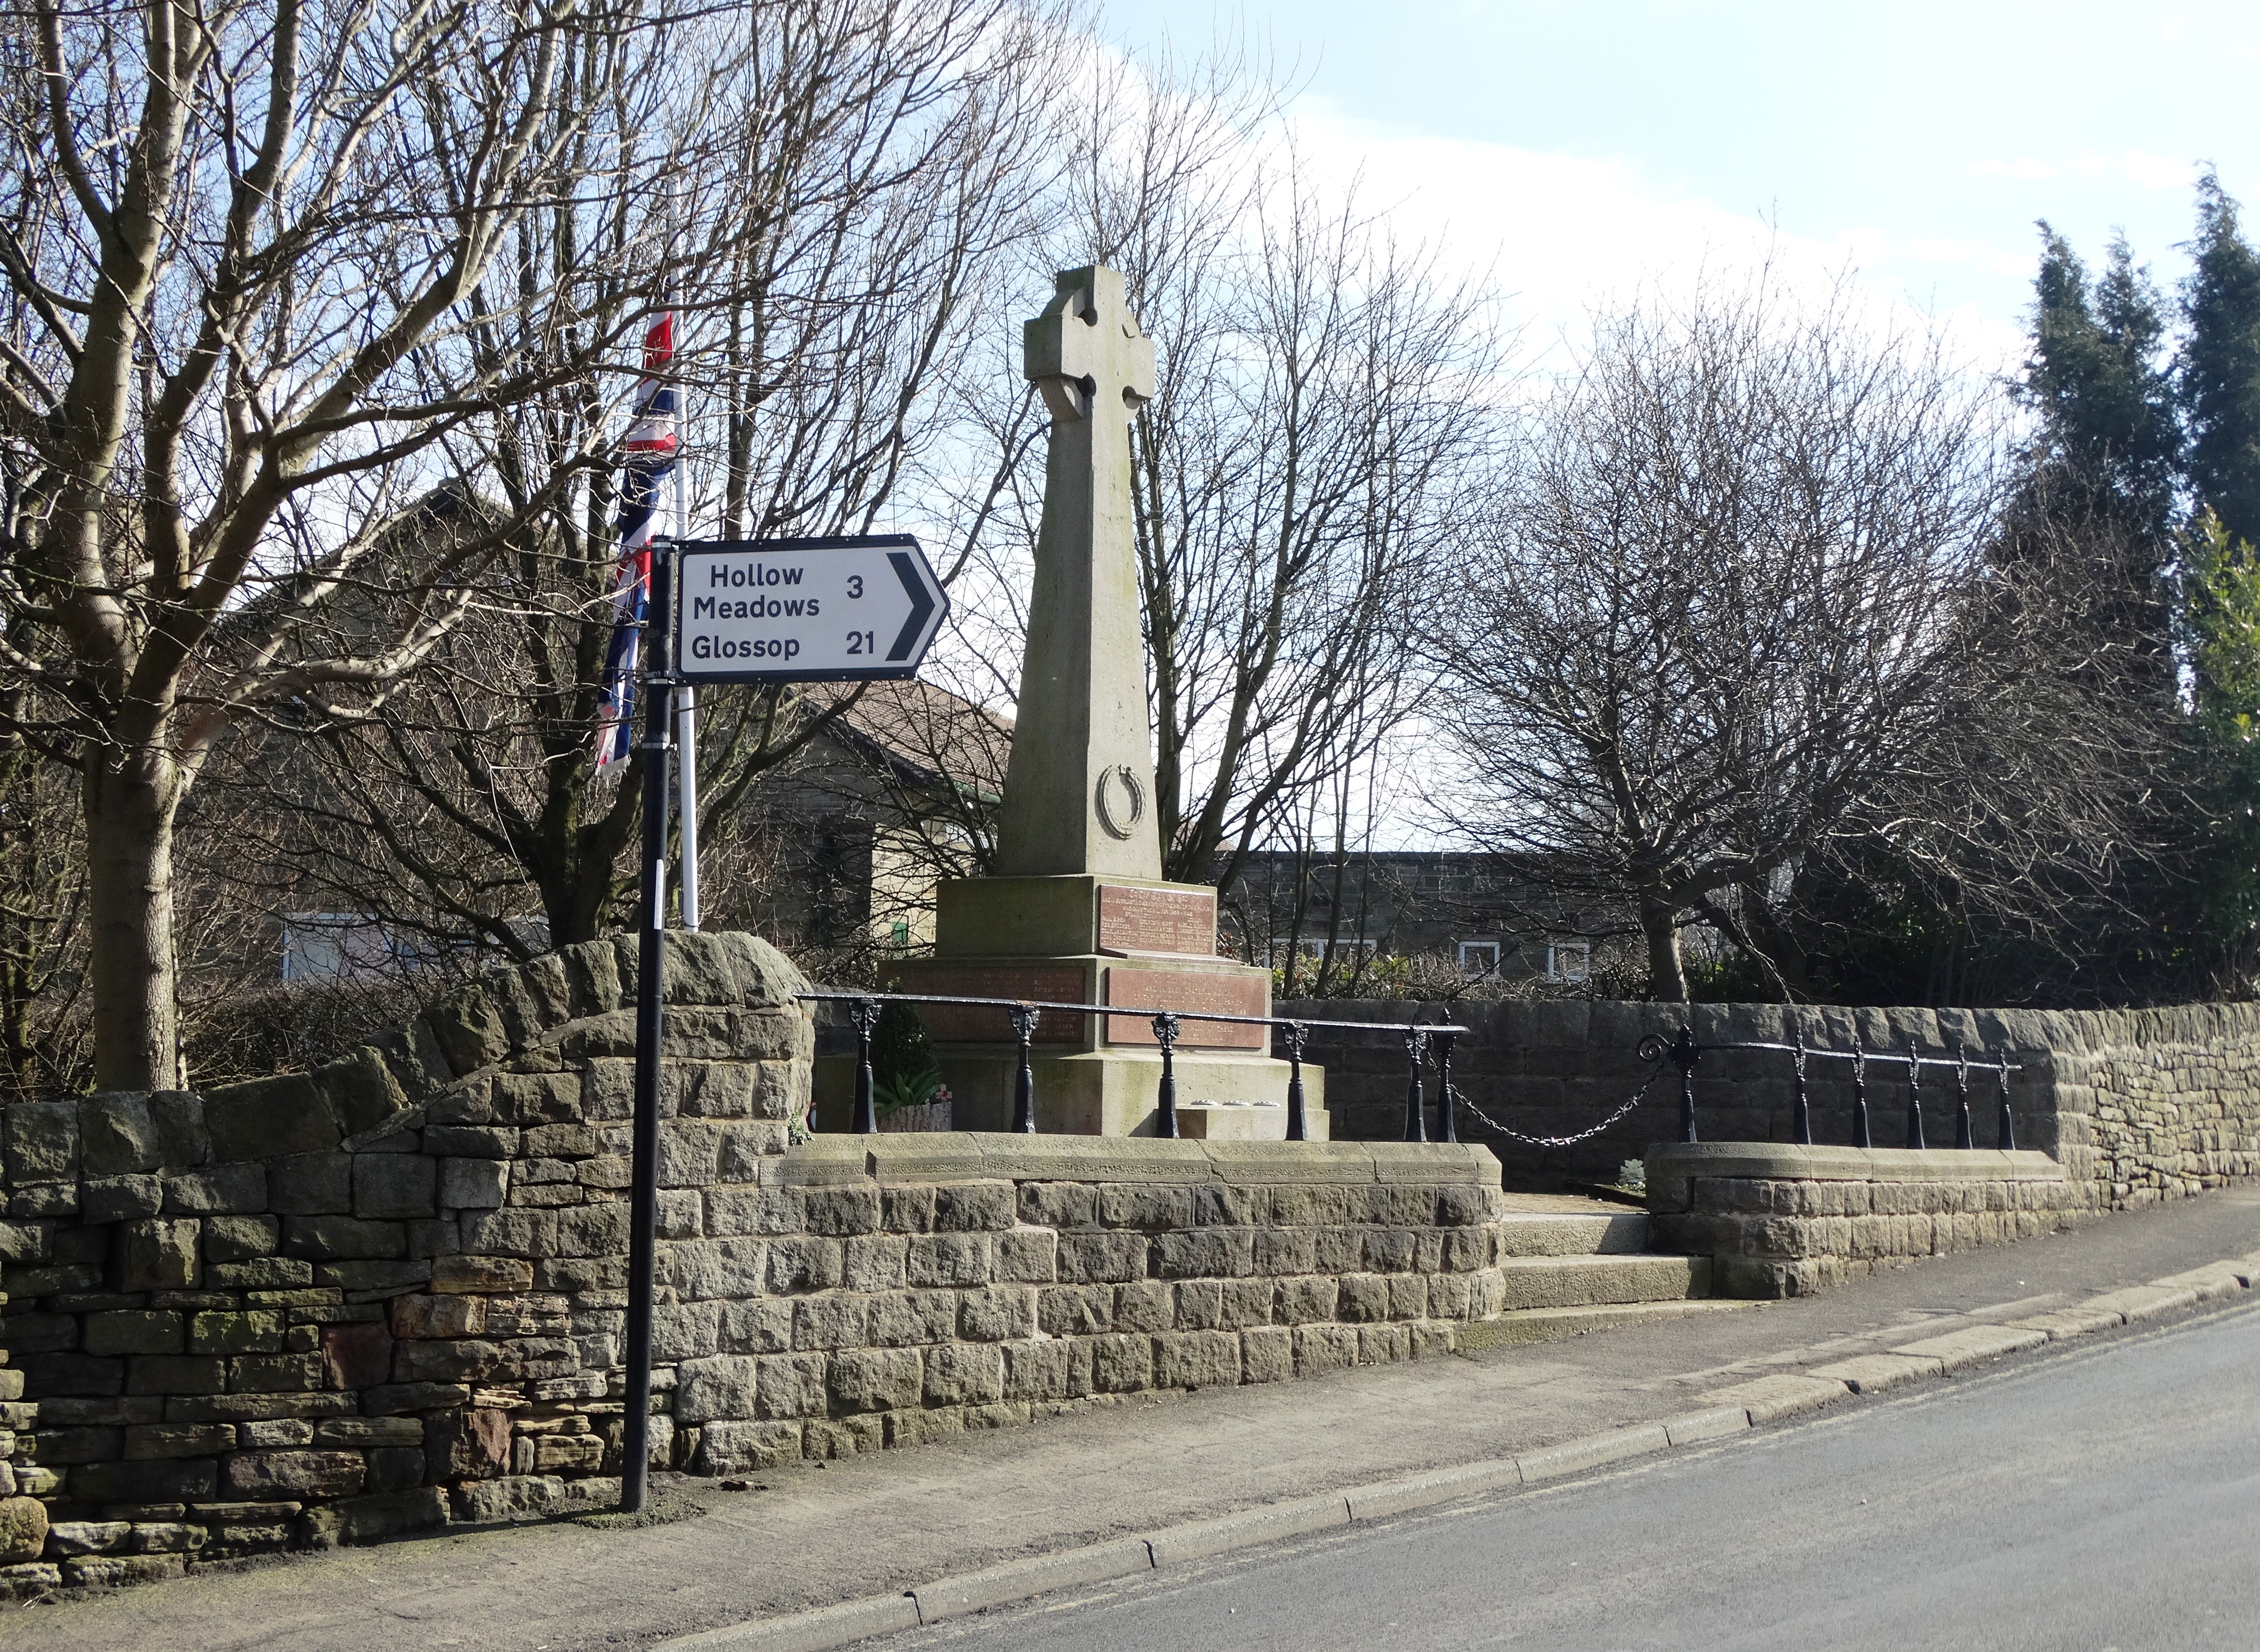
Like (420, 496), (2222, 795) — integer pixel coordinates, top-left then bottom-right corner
(2084, 1283), (2202, 1323)
(1803, 1353), (1944, 1394)
(1141, 1493), (1351, 1567)
(2151, 1262), (2247, 1302)
(1345, 1458), (1524, 1521)
(1661, 1405), (1752, 1447)
(1700, 1373), (1849, 1423)
(1514, 1424), (1671, 1484)
(2008, 1305), (2126, 1340)
(658, 1593), (919, 1651)
(909, 1538), (1155, 1624)
(1890, 1324), (2050, 1371)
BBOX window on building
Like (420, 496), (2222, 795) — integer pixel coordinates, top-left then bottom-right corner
(1545, 941), (1590, 984)
(1458, 940), (1501, 978)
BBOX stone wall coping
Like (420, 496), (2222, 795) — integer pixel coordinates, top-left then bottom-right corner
(775, 1134), (1502, 1187)
(1645, 1142), (2065, 1189)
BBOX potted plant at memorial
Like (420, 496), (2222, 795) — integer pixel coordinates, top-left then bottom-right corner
(871, 993), (952, 1131)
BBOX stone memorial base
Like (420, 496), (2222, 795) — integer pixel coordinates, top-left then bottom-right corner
(884, 873), (1325, 1139)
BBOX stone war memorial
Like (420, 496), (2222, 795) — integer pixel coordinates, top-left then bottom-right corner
(893, 265), (1316, 1140)
(7, 264), (2256, 1600)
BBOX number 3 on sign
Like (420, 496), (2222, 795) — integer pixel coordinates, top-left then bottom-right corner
(845, 630), (877, 655)
(847, 576), (863, 598)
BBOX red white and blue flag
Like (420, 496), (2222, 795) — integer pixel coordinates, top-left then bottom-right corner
(595, 306), (679, 769)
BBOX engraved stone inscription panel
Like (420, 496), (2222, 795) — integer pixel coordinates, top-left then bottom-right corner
(1097, 885), (1217, 956)
(1103, 968), (1268, 1049)
(889, 963), (1088, 1043)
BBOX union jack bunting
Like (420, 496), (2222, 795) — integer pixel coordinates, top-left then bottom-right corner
(594, 305), (679, 768)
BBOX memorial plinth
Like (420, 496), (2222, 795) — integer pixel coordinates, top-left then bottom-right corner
(899, 875), (1323, 1138)
(901, 264), (1321, 1139)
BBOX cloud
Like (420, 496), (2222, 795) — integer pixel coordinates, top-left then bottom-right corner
(1277, 100), (2024, 373)
(1967, 156), (2059, 182)
(1967, 149), (2194, 193)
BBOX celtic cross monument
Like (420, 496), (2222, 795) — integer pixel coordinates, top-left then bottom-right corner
(896, 265), (1322, 1138)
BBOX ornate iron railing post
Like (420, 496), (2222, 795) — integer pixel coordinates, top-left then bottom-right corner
(1009, 1003), (1040, 1134)
(1904, 1033), (1926, 1149)
(1151, 1011), (1182, 1140)
(1850, 1031), (1871, 1148)
(1433, 1029), (1460, 1144)
(1790, 1028), (1812, 1146)
(1671, 1024), (1699, 1144)
(1278, 1021), (1311, 1142)
(1954, 1040), (1975, 1149)
(850, 997), (883, 1135)
(1996, 1046), (2017, 1150)
(1402, 1025), (1430, 1142)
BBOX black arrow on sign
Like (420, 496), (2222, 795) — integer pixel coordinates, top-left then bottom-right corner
(886, 550), (935, 662)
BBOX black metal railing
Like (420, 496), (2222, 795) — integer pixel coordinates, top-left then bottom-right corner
(801, 990), (1469, 1143)
(1639, 1027), (2027, 1150)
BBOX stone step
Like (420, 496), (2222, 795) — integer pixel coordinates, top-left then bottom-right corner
(1493, 1209), (1650, 1258)
(1494, 1253), (1711, 1310)
(1459, 1299), (1753, 1350)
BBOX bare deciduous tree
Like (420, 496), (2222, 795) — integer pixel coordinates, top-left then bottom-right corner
(0, 0), (717, 1086)
(155, 1), (1073, 979)
(1434, 273), (2051, 1001)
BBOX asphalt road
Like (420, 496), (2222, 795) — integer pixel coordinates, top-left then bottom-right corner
(875, 1298), (2260, 1651)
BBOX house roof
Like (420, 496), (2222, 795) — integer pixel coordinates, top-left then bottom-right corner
(799, 679), (1012, 798)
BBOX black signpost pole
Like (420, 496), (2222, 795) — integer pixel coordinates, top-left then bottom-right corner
(620, 550), (674, 1515)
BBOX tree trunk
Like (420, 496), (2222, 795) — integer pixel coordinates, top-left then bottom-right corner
(83, 751), (184, 1091)
(1641, 897), (1688, 1002)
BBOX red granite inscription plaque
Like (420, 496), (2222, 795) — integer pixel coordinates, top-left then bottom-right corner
(1103, 968), (1268, 1049)
(1096, 885), (1216, 957)
(888, 963), (1088, 1043)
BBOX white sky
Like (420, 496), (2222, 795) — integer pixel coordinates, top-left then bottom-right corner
(1101, 0), (2260, 363)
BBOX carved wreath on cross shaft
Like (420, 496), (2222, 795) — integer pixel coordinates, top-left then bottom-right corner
(1094, 765), (1145, 840)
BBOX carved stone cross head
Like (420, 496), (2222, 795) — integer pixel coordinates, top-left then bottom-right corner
(1023, 264), (1156, 423)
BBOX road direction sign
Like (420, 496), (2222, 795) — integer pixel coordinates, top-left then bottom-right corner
(671, 534), (948, 683)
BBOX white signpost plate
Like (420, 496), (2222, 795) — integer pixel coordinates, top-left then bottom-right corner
(671, 534), (948, 683)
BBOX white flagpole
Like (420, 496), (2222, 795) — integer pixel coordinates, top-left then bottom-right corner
(674, 331), (701, 933)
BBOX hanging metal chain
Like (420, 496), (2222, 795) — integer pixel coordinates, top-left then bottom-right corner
(1447, 1060), (1666, 1149)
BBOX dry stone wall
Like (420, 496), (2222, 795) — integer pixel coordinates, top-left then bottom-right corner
(1643, 1143), (2092, 1298)
(0, 933), (1520, 1594)
(1289, 998), (2260, 1208)
(663, 1132), (1509, 1476)
(0, 931), (805, 1594)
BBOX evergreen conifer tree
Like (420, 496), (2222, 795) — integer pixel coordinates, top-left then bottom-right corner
(2180, 173), (2260, 545)
(2003, 224), (2180, 709)
(2025, 227), (2182, 534)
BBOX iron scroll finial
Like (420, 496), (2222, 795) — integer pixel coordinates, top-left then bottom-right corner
(850, 996), (883, 1136)
(1277, 1021), (1311, 1142)
(1432, 1028), (1460, 1144)
(1954, 1039), (1975, 1149)
(1791, 1023), (1812, 1146)
(1849, 1029), (1871, 1149)
(1669, 1024), (1699, 1144)
(1008, 1002), (1040, 1134)
(1151, 1011), (1181, 1140)
(1402, 1024), (1430, 1143)
(1904, 1033), (1926, 1150)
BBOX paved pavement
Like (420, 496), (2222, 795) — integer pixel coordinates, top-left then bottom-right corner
(9, 1184), (2260, 1652)
(869, 1291), (2260, 1651)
